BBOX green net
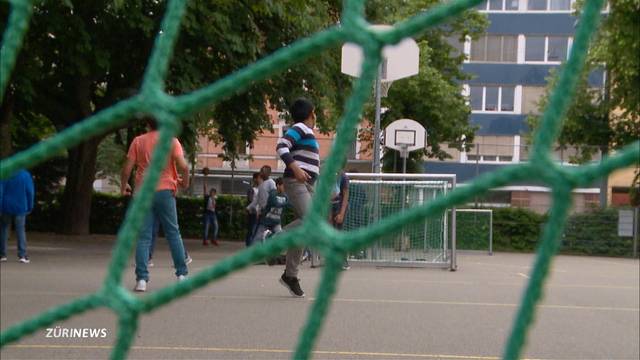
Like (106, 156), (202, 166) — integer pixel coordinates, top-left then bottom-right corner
(1, 0), (638, 359)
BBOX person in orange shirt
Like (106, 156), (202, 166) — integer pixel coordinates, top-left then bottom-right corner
(121, 117), (190, 292)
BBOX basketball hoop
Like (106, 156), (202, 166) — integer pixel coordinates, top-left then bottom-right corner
(341, 25), (420, 173)
(385, 119), (427, 174)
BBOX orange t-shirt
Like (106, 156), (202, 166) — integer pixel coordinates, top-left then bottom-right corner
(127, 131), (184, 193)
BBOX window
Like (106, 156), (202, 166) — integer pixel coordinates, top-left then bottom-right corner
(470, 86), (483, 111)
(502, 36), (518, 62)
(528, 0), (547, 10)
(476, 0), (520, 10)
(489, 0), (503, 10)
(525, 36), (545, 61)
(584, 193), (599, 208)
(469, 85), (517, 113)
(525, 36), (570, 62)
(522, 86), (546, 114)
(501, 87), (515, 111)
(486, 37), (502, 61)
(470, 35), (518, 62)
(475, 1), (488, 10)
(511, 191), (530, 207)
(547, 37), (568, 61)
(485, 86), (499, 111)
(506, 0), (519, 10)
(527, 0), (572, 10)
(465, 154), (513, 163)
(549, 0), (571, 10)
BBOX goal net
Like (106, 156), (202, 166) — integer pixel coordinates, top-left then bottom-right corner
(343, 173), (457, 269)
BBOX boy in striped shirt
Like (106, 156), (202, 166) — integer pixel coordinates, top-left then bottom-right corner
(275, 98), (319, 297)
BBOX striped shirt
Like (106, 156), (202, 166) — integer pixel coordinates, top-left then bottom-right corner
(276, 122), (320, 183)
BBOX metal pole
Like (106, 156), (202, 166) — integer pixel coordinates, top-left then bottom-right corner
(230, 159), (235, 226)
(489, 210), (493, 256)
(372, 65), (382, 259)
(450, 176), (457, 271)
(633, 207), (639, 258)
(373, 65), (382, 174)
(402, 152), (407, 174)
(474, 143), (480, 208)
(599, 149), (608, 209)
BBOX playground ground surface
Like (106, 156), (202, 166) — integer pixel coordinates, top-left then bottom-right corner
(1, 232), (638, 360)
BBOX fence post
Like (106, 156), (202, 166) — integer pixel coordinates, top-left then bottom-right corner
(489, 211), (493, 256)
(633, 207), (639, 258)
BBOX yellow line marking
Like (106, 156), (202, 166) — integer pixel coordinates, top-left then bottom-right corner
(5, 344), (549, 359)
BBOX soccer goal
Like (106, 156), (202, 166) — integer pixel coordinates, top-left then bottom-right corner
(343, 173), (457, 270)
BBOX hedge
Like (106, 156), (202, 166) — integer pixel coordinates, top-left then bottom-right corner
(29, 191), (296, 242)
(27, 192), (636, 256)
(455, 207), (636, 257)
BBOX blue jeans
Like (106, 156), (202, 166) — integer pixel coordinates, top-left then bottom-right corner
(245, 212), (257, 247)
(252, 223), (282, 245)
(148, 216), (160, 260)
(0, 214), (28, 258)
(149, 216), (189, 260)
(135, 191), (188, 281)
(203, 211), (218, 241)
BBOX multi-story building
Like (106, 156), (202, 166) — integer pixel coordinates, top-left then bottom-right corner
(424, 0), (609, 213)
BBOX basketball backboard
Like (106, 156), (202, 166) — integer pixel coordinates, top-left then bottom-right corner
(384, 119), (426, 152)
(341, 25), (419, 82)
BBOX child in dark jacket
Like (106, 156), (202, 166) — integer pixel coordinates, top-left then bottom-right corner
(254, 177), (288, 244)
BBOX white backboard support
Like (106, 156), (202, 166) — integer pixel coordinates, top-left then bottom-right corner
(341, 25), (419, 82)
(385, 119), (426, 153)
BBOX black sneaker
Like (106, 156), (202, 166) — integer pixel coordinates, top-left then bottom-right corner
(279, 273), (305, 297)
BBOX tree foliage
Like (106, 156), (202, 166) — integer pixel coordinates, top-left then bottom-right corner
(589, 0), (640, 120)
(528, 0), (640, 163)
(1, 0), (346, 233)
(361, 1), (488, 172)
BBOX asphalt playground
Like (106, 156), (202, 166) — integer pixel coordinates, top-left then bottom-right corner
(1, 233), (638, 360)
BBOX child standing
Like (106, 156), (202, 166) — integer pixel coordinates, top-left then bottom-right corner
(203, 184), (219, 246)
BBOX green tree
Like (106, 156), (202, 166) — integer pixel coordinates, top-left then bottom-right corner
(527, 1), (639, 207)
(588, 0), (640, 120)
(361, 1), (487, 172)
(1, 0), (347, 234)
(529, 1), (639, 160)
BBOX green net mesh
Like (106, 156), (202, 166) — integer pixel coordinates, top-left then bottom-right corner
(344, 179), (449, 263)
(1, 0), (638, 359)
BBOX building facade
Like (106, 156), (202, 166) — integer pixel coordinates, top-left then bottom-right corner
(424, 0), (610, 213)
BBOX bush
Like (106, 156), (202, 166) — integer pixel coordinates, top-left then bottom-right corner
(455, 211), (492, 251)
(491, 207), (547, 252)
(562, 208), (633, 256)
(27, 192), (636, 256)
(456, 207), (635, 257)
(30, 191), (253, 241)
